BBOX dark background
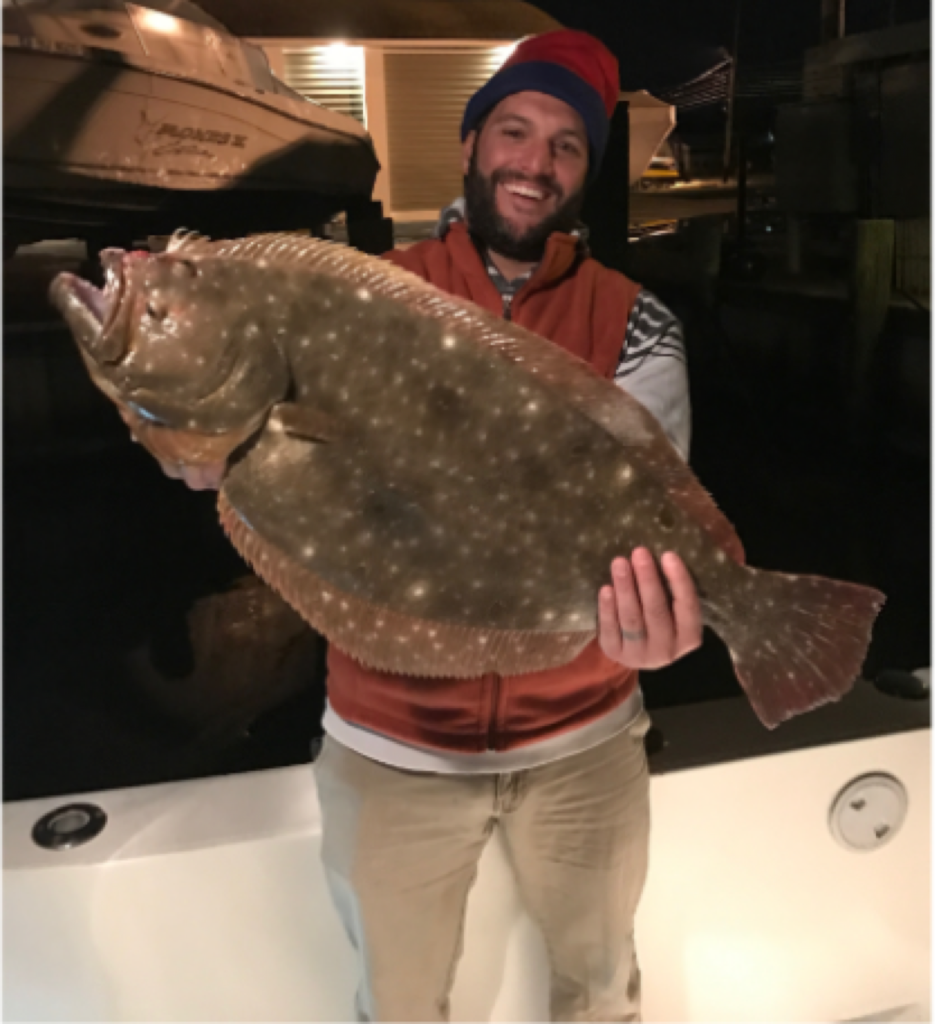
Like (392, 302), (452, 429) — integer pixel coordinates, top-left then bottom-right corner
(3, 0), (931, 800)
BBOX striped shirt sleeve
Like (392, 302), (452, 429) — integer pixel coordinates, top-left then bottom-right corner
(613, 289), (691, 461)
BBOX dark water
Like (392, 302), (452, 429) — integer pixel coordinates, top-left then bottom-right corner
(3, 256), (929, 801)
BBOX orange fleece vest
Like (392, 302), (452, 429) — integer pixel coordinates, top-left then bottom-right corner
(327, 221), (644, 753)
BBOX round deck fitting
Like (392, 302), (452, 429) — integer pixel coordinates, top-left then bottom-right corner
(32, 803), (107, 851)
(829, 773), (907, 852)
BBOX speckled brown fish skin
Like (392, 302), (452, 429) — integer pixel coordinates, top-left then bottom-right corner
(49, 232), (885, 729)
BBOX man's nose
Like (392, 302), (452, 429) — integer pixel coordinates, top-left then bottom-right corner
(516, 139), (554, 178)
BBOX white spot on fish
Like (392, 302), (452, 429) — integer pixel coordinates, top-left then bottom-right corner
(442, 335), (456, 349)
(357, 288), (371, 302)
(714, 551), (726, 563)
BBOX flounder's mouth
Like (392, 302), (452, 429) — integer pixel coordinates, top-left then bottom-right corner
(51, 249), (134, 363)
(72, 250), (128, 327)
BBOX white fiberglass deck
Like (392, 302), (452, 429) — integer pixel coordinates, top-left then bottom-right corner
(4, 724), (930, 1022)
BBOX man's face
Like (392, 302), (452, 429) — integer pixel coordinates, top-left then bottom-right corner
(462, 91), (591, 262)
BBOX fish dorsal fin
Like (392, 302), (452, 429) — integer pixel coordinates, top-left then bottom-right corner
(174, 231), (744, 562)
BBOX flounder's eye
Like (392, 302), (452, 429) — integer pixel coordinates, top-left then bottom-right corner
(146, 301), (168, 321)
(171, 258), (198, 279)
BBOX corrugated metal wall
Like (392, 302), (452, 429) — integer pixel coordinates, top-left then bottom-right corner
(383, 49), (506, 213)
(282, 46), (366, 124)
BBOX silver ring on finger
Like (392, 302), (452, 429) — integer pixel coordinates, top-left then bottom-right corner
(621, 627), (648, 642)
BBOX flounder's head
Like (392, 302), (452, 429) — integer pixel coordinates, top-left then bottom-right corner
(50, 248), (289, 464)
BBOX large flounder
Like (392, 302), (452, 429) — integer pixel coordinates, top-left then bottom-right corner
(50, 231), (885, 729)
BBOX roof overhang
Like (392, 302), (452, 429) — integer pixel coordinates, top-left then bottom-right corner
(193, 0), (562, 41)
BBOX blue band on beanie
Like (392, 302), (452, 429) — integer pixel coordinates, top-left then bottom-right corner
(461, 61), (611, 175)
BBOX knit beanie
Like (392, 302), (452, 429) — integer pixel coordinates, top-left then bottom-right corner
(460, 29), (620, 176)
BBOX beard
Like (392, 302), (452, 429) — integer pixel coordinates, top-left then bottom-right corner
(464, 147), (586, 264)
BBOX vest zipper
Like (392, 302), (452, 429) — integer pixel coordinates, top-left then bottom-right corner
(490, 292), (513, 748)
(487, 673), (502, 751)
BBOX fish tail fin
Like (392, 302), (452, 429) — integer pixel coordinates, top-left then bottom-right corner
(712, 568), (885, 729)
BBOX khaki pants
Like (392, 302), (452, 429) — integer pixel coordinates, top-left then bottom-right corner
(314, 712), (651, 1022)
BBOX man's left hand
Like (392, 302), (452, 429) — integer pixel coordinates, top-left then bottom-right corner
(597, 548), (702, 669)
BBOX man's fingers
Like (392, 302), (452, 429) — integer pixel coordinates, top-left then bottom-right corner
(157, 459), (225, 491)
(597, 585), (625, 659)
(661, 552), (703, 657)
(611, 556), (646, 642)
(599, 549), (704, 669)
(630, 547), (675, 661)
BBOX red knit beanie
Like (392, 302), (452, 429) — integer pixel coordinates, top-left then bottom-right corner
(461, 29), (620, 177)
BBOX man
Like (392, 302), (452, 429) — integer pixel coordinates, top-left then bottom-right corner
(161, 29), (701, 1022)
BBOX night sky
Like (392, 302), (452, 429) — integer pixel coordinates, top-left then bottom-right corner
(527, 0), (929, 88)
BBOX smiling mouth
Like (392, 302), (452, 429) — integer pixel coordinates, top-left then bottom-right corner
(502, 181), (554, 203)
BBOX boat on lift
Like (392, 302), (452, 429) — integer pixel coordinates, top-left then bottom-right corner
(3, 0), (381, 253)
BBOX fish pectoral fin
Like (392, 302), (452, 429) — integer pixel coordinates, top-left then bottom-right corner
(271, 402), (344, 444)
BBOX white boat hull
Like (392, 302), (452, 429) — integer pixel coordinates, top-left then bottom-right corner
(3, 715), (930, 1022)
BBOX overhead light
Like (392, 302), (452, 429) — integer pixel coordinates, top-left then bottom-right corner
(138, 9), (179, 33)
(322, 42), (364, 70)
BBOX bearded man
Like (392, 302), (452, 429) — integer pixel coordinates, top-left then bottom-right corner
(158, 28), (702, 1022)
(314, 29), (703, 1023)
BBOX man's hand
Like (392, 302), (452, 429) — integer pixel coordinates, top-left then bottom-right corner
(597, 548), (702, 669)
(117, 404), (226, 491)
(157, 459), (227, 491)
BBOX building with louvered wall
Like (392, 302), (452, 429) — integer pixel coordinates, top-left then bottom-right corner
(213, 0), (562, 222)
(382, 48), (509, 214)
(282, 46), (367, 125)
(259, 40), (521, 221)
